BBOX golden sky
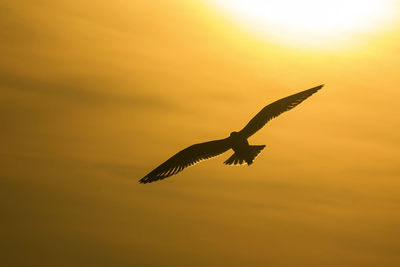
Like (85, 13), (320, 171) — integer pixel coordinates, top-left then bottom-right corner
(1, 0), (400, 266)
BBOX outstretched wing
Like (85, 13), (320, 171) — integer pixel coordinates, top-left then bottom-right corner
(239, 85), (323, 138)
(140, 138), (232, 183)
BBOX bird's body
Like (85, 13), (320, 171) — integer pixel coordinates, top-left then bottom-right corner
(140, 85), (324, 183)
(230, 132), (249, 156)
(225, 131), (265, 165)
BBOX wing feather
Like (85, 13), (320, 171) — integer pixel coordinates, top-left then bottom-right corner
(140, 138), (231, 183)
(239, 85), (323, 138)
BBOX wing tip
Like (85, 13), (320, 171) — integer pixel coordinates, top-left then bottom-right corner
(139, 175), (159, 184)
(139, 177), (149, 184)
(305, 84), (324, 95)
(313, 84), (324, 90)
(139, 173), (171, 184)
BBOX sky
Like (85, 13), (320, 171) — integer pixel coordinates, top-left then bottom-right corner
(1, 0), (400, 266)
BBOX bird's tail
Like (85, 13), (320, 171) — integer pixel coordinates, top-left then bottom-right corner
(224, 145), (266, 166)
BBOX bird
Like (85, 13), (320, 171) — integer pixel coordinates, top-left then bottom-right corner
(140, 84), (323, 184)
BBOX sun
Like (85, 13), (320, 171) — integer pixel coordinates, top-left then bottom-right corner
(208, 0), (396, 49)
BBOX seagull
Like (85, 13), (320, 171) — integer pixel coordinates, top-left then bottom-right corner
(140, 84), (323, 183)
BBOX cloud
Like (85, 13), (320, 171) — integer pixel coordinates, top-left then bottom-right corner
(1, 72), (179, 110)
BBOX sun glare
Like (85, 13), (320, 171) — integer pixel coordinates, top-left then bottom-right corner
(209, 0), (396, 48)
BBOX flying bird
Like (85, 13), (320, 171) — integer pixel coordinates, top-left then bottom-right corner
(140, 85), (323, 183)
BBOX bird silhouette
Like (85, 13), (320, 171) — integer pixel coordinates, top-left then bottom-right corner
(140, 85), (323, 183)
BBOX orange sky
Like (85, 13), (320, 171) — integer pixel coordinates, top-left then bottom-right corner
(1, 1), (400, 266)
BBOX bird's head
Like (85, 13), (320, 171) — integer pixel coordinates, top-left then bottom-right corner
(230, 131), (239, 137)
